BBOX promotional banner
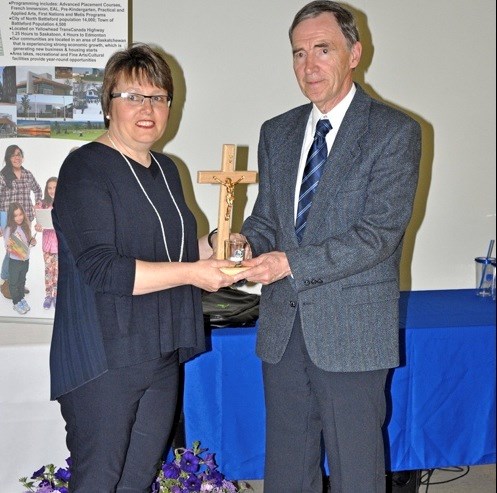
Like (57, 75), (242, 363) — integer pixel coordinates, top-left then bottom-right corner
(0, 0), (128, 320)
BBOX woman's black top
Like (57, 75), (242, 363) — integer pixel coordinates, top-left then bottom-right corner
(50, 142), (205, 400)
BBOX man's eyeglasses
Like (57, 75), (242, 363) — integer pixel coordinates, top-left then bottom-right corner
(111, 92), (172, 107)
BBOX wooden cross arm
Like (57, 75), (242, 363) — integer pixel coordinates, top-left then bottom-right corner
(197, 171), (258, 184)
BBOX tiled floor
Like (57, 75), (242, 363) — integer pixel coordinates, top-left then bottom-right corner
(242, 464), (496, 492)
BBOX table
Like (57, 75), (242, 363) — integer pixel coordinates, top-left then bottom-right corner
(183, 289), (496, 479)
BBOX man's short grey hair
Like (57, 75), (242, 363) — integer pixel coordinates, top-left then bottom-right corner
(289, 1), (360, 49)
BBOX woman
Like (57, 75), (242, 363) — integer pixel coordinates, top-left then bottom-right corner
(0, 145), (42, 283)
(50, 43), (236, 492)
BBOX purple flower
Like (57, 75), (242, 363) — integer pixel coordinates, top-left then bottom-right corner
(221, 479), (237, 492)
(55, 467), (71, 482)
(151, 479), (161, 493)
(36, 486), (55, 493)
(180, 451), (201, 473)
(202, 453), (218, 471)
(181, 473), (202, 491)
(162, 461), (181, 479)
(170, 486), (184, 493)
(206, 469), (224, 486)
(57, 487), (69, 493)
(31, 466), (46, 479)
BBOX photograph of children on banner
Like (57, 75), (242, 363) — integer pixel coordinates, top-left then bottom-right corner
(0, 140), (80, 319)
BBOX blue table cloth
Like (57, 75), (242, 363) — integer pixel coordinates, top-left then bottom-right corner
(184, 289), (496, 479)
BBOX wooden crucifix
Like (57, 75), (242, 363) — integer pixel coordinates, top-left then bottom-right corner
(198, 144), (257, 260)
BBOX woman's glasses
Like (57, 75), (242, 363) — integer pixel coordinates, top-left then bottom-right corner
(111, 92), (172, 108)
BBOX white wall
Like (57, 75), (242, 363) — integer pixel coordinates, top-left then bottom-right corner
(1, 1), (495, 491)
(133, 0), (496, 292)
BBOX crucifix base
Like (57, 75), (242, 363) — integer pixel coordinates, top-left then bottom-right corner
(220, 265), (250, 276)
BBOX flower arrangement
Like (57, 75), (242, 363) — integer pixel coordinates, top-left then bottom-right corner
(19, 458), (71, 493)
(19, 442), (253, 493)
(152, 441), (252, 492)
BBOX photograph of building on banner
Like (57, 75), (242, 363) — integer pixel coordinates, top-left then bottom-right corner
(0, 0), (128, 321)
(1, 65), (107, 141)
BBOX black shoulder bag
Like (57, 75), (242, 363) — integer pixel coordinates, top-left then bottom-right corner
(201, 286), (260, 328)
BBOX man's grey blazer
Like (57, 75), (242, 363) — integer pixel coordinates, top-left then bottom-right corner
(241, 84), (421, 372)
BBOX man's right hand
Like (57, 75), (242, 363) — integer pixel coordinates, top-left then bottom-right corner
(234, 251), (292, 285)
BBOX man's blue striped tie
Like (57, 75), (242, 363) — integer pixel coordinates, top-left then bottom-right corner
(295, 118), (332, 243)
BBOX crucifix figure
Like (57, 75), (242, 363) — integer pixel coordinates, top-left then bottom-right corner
(198, 144), (257, 260)
(214, 175), (244, 222)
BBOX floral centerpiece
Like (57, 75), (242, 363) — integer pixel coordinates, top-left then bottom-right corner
(19, 459), (71, 493)
(20, 442), (253, 493)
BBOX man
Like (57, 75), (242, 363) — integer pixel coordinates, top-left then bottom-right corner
(237, 1), (421, 492)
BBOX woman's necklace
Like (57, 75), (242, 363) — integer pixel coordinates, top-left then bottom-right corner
(107, 133), (184, 262)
